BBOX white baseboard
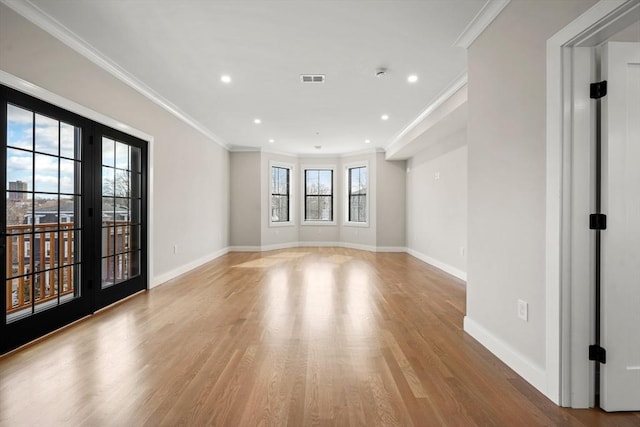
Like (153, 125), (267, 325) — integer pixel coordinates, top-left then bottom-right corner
(463, 316), (547, 397)
(340, 242), (378, 252)
(227, 245), (261, 252)
(150, 247), (229, 288)
(297, 241), (342, 248)
(376, 246), (407, 253)
(260, 242), (301, 252)
(406, 248), (467, 281)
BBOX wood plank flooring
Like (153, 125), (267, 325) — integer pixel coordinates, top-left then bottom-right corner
(1, 248), (639, 426)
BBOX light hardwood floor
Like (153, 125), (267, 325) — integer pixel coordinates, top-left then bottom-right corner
(1, 248), (639, 426)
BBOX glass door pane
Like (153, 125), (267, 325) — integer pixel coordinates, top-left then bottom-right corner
(101, 138), (142, 288)
(5, 104), (82, 323)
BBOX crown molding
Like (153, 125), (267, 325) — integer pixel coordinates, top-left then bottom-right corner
(1, 0), (229, 150)
(386, 72), (467, 155)
(454, 0), (511, 48)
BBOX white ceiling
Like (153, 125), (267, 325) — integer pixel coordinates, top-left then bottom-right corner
(27, 0), (486, 155)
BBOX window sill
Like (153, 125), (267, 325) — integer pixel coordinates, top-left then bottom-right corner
(343, 221), (369, 228)
(269, 221), (295, 228)
(301, 221), (337, 226)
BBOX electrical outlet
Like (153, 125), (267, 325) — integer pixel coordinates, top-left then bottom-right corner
(434, 172), (440, 180)
(517, 299), (528, 322)
(460, 246), (465, 256)
(173, 244), (178, 254)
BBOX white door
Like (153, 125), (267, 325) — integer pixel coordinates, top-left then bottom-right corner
(601, 41), (640, 412)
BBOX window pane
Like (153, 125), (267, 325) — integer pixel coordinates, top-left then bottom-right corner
(114, 170), (130, 197)
(318, 170), (332, 195)
(115, 141), (130, 170)
(60, 122), (78, 159)
(319, 196), (332, 220)
(281, 196), (289, 222)
(279, 168), (288, 195)
(7, 104), (33, 150)
(34, 154), (58, 193)
(33, 195), (58, 230)
(350, 168), (359, 194)
(359, 168), (367, 193)
(35, 114), (58, 156)
(271, 167), (278, 194)
(115, 198), (130, 221)
(59, 158), (76, 194)
(306, 170), (319, 195)
(7, 148), (33, 192)
(7, 194), (31, 228)
(306, 196), (318, 220)
(102, 137), (115, 167)
(271, 195), (289, 222)
(102, 166), (115, 196)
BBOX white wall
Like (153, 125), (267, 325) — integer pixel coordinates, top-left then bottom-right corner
(407, 130), (466, 279)
(465, 0), (598, 393)
(0, 4), (230, 286)
(376, 153), (406, 249)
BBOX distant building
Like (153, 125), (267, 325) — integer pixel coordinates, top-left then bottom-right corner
(8, 180), (28, 200)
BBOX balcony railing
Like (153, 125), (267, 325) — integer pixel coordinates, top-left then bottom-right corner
(5, 221), (133, 316)
(6, 222), (76, 315)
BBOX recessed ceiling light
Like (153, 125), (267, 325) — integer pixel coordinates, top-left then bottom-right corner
(381, 114), (389, 121)
(268, 139), (275, 143)
(365, 139), (371, 144)
(254, 118), (261, 124)
(221, 75), (231, 84)
(408, 75), (418, 83)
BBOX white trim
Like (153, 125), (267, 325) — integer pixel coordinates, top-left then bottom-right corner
(343, 160), (370, 227)
(546, 0), (638, 407)
(227, 245), (262, 252)
(268, 160), (296, 227)
(0, 70), (157, 296)
(229, 145), (262, 153)
(150, 247), (230, 287)
(300, 164), (337, 226)
(406, 248), (467, 282)
(339, 242), (378, 252)
(0, 0), (228, 150)
(0, 71), (153, 141)
(464, 316), (547, 395)
(297, 241), (342, 248)
(259, 242), (300, 252)
(376, 246), (407, 253)
(385, 73), (467, 157)
(453, 0), (511, 48)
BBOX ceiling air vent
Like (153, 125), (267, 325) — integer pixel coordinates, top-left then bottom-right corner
(300, 74), (325, 83)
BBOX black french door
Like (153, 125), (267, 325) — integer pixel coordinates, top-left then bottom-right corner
(0, 85), (147, 354)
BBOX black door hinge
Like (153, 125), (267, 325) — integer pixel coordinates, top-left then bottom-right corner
(590, 81), (607, 99)
(89, 135), (94, 145)
(88, 207), (93, 217)
(589, 213), (607, 230)
(589, 345), (607, 363)
(88, 280), (93, 290)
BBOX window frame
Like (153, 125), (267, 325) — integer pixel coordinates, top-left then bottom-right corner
(268, 161), (295, 227)
(344, 161), (369, 227)
(301, 164), (337, 226)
